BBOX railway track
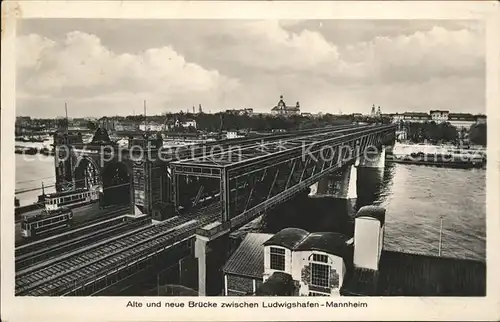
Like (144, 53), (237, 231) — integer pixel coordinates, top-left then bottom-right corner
(15, 203), (221, 296)
(15, 215), (150, 270)
(15, 206), (129, 255)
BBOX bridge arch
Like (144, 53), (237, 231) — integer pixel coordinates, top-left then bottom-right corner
(73, 156), (101, 190)
(101, 161), (131, 207)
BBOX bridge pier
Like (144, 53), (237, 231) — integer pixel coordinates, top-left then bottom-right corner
(194, 232), (232, 296)
(341, 163), (358, 217)
(194, 235), (209, 296)
(358, 146), (386, 168)
(313, 163), (358, 217)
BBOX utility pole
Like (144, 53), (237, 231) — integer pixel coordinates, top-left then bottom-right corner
(143, 100), (147, 132)
(438, 216), (443, 257)
(157, 273), (160, 296)
(65, 102), (69, 133)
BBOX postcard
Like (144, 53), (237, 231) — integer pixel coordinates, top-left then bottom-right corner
(1, 1), (499, 321)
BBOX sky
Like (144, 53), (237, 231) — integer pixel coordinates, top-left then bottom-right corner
(16, 19), (485, 118)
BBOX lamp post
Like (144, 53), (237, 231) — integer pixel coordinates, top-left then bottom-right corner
(438, 216), (444, 257)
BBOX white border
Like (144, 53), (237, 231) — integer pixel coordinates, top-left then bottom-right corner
(1, 1), (499, 321)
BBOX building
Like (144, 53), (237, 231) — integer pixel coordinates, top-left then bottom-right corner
(448, 113), (477, 129)
(429, 110), (450, 123)
(226, 108), (254, 116)
(222, 205), (485, 296)
(164, 118), (198, 130)
(402, 112), (430, 123)
(391, 112), (430, 123)
(300, 112), (313, 117)
(222, 233), (273, 295)
(98, 117), (115, 131)
(271, 95), (300, 116)
(139, 122), (164, 132)
(177, 119), (197, 129)
(370, 104), (381, 117)
(114, 120), (138, 132)
(263, 228), (352, 296)
(476, 114), (487, 124)
(391, 113), (404, 123)
(225, 131), (242, 140)
(16, 116), (31, 125)
(391, 110), (487, 127)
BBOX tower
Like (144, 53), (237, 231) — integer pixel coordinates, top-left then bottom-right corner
(371, 104), (376, 116)
(278, 95), (286, 111)
(353, 206), (386, 271)
(377, 106), (381, 116)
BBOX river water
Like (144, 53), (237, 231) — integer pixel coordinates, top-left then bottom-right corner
(250, 163), (486, 262)
(15, 157), (486, 261)
(15, 154), (57, 207)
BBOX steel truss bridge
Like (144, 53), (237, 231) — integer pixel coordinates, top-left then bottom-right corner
(15, 123), (396, 296)
(172, 123), (396, 237)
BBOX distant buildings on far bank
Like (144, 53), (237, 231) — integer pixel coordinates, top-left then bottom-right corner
(390, 110), (486, 129)
(226, 108), (254, 116)
(15, 97), (486, 136)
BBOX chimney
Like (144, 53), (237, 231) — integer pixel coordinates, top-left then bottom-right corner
(353, 206), (386, 271)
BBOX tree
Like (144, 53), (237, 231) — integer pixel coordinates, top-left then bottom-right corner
(403, 121), (458, 144)
(87, 121), (97, 130)
(56, 118), (69, 129)
(469, 123), (486, 146)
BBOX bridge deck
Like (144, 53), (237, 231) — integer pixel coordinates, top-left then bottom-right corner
(72, 125), (356, 162)
(171, 123), (396, 235)
(171, 124), (374, 168)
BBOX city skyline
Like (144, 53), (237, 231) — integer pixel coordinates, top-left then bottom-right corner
(17, 19), (485, 118)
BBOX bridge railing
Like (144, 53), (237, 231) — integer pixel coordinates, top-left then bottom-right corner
(195, 221), (231, 238)
(227, 124), (396, 173)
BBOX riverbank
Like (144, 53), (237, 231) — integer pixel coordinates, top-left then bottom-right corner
(15, 146), (54, 156)
(387, 142), (486, 169)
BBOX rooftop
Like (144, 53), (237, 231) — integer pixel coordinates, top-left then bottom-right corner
(271, 106), (300, 111)
(263, 227), (309, 249)
(403, 112), (430, 117)
(355, 205), (386, 226)
(341, 250), (486, 296)
(429, 110), (450, 113)
(223, 233), (273, 279)
(294, 232), (351, 258)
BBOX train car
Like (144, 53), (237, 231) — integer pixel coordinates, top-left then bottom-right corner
(20, 207), (74, 238)
(44, 187), (101, 211)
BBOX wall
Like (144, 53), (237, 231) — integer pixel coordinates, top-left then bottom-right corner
(354, 218), (382, 271)
(449, 120), (475, 129)
(263, 245), (293, 281)
(430, 112), (449, 123)
(226, 132), (238, 139)
(292, 250), (346, 296)
(225, 274), (256, 295)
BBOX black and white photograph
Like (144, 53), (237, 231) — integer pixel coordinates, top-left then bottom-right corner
(1, 1), (499, 321)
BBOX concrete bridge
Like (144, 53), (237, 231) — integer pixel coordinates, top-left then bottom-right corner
(16, 123), (396, 296)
